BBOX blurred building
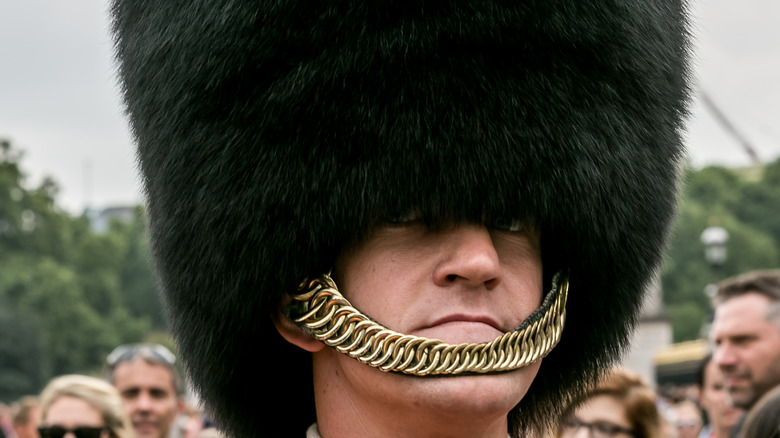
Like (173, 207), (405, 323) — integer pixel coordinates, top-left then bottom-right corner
(654, 339), (708, 387)
(85, 205), (136, 233)
(622, 273), (674, 387)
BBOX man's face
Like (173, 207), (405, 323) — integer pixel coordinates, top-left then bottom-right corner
(112, 359), (182, 438)
(320, 222), (544, 427)
(711, 292), (780, 409)
(699, 360), (742, 433)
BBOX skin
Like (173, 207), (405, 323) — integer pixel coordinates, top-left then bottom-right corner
(112, 360), (183, 438)
(711, 293), (780, 409)
(182, 414), (204, 438)
(673, 402), (702, 438)
(43, 396), (107, 438)
(699, 359), (743, 438)
(561, 396), (634, 438)
(280, 222), (544, 438)
(12, 405), (39, 438)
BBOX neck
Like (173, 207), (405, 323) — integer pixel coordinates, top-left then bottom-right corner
(316, 399), (509, 438)
(313, 349), (515, 438)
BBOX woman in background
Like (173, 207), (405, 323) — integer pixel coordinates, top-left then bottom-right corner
(558, 369), (661, 438)
(38, 375), (132, 438)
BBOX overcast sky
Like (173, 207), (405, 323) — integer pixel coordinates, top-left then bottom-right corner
(1, 0), (778, 213)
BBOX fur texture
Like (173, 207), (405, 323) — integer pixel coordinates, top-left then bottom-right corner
(111, 1), (690, 436)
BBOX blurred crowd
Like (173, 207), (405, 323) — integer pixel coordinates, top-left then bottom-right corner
(1, 361), (771, 438)
(547, 270), (780, 438)
(0, 344), (222, 438)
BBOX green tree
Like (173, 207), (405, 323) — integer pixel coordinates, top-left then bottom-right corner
(0, 138), (158, 399)
(731, 158), (780, 246)
(0, 299), (44, 402)
(117, 208), (166, 328)
(663, 163), (780, 342)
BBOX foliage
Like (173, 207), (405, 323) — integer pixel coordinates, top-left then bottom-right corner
(662, 159), (780, 342)
(0, 139), (162, 402)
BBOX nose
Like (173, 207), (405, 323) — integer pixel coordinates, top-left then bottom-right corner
(432, 224), (501, 289)
(134, 392), (154, 412)
(713, 342), (739, 371)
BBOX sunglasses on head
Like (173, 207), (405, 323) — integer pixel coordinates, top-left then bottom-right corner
(106, 343), (176, 367)
(38, 426), (106, 438)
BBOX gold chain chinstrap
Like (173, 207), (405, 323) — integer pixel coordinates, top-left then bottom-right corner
(285, 273), (568, 376)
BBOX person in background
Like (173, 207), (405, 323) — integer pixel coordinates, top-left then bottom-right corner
(10, 396), (38, 438)
(660, 410), (680, 438)
(696, 354), (744, 438)
(0, 403), (12, 438)
(105, 344), (184, 438)
(37, 374), (132, 438)
(711, 270), (780, 411)
(558, 369), (662, 438)
(674, 400), (704, 438)
(180, 404), (205, 438)
(198, 429), (225, 438)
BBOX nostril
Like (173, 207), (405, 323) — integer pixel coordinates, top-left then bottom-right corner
(484, 278), (499, 290)
(446, 274), (457, 282)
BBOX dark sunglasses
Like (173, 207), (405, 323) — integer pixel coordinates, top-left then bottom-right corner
(38, 426), (106, 438)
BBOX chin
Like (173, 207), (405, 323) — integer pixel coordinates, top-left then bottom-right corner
(394, 360), (541, 415)
(318, 344), (542, 424)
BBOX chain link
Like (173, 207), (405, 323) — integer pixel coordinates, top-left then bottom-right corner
(286, 273), (568, 376)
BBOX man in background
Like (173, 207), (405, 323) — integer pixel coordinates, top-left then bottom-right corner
(711, 270), (780, 410)
(711, 270), (780, 438)
(106, 344), (184, 438)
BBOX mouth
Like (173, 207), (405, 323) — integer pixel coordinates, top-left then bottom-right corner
(132, 421), (159, 433)
(417, 315), (505, 343)
(723, 374), (749, 388)
(426, 314), (503, 331)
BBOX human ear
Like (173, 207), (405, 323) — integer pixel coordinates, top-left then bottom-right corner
(273, 296), (324, 353)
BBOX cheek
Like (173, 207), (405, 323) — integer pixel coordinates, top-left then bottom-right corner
(749, 345), (774, 370)
(514, 359), (543, 396)
(336, 248), (426, 322)
(496, 239), (543, 294)
(504, 263), (544, 319)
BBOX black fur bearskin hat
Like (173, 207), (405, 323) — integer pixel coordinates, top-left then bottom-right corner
(111, 1), (690, 436)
